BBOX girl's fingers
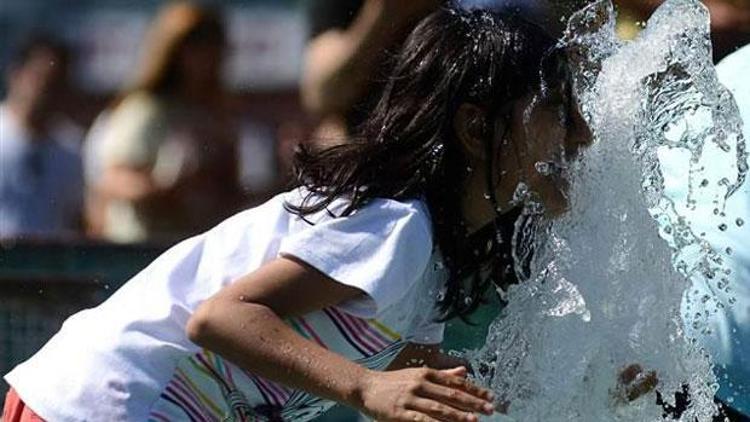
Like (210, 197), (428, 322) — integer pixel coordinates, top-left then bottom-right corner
(625, 370), (658, 401)
(619, 364), (643, 385)
(399, 410), (443, 422)
(442, 366), (468, 377)
(407, 398), (479, 422)
(418, 382), (494, 415)
(428, 369), (495, 402)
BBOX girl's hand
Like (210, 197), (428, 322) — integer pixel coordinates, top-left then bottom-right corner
(359, 366), (495, 422)
(613, 364), (659, 403)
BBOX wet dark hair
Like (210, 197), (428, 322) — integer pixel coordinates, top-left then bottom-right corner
(287, 5), (558, 320)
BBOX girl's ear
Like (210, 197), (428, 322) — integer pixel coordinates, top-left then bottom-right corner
(454, 103), (489, 161)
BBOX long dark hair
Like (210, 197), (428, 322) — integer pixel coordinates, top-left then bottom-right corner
(287, 5), (558, 320)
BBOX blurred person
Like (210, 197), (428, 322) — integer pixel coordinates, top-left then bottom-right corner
(615, 0), (750, 60)
(0, 34), (84, 238)
(301, 0), (440, 143)
(86, 1), (244, 243)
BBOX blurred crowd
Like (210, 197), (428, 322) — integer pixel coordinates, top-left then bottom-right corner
(1, 2), (295, 245)
(1, 0), (749, 246)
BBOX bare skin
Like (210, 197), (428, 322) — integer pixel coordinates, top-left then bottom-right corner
(455, 92), (592, 232)
(5, 48), (68, 139)
(302, 0), (440, 141)
(455, 95), (658, 404)
(188, 257), (495, 421)
(615, 364), (659, 403)
(188, 90), (655, 421)
(302, 0), (440, 117)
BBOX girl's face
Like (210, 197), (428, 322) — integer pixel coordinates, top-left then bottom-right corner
(493, 90), (591, 215)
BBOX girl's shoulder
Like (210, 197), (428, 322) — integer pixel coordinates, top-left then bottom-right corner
(278, 189), (436, 317)
(283, 187), (432, 231)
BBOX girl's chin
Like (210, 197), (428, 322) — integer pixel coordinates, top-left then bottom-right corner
(527, 177), (570, 217)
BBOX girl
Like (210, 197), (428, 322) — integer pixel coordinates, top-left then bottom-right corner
(4, 5), (588, 422)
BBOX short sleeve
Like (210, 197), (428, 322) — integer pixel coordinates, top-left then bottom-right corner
(278, 198), (433, 317)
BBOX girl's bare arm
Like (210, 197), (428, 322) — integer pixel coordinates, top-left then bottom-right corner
(187, 256), (495, 421)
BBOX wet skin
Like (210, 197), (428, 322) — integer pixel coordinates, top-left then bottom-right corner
(493, 88), (593, 216)
(492, 92), (660, 402)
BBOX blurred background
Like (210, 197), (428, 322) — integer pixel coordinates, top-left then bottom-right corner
(1, 0), (748, 418)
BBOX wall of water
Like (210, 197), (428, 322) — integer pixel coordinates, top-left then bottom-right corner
(466, 1), (748, 420)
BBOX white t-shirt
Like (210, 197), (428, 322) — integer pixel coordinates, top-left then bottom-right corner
(5, 189), (446, 421)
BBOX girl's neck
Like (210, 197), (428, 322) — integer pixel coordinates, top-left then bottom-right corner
(460, 164), (519, 234)
(461, 167), (499, 234)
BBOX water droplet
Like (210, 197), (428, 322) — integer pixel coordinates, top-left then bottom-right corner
(736, 218), (744, 227)
(726, 247), (733, 255)
(718, 223), (728, 231)
(512, 182), (529, 203)
(436, 289), (446, 301)
(535, 161), (552, 175)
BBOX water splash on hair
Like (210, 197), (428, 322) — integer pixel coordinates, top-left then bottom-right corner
(464, 0), (747, 420)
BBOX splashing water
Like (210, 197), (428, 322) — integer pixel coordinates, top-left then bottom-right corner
(465, 1), (748, 420)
